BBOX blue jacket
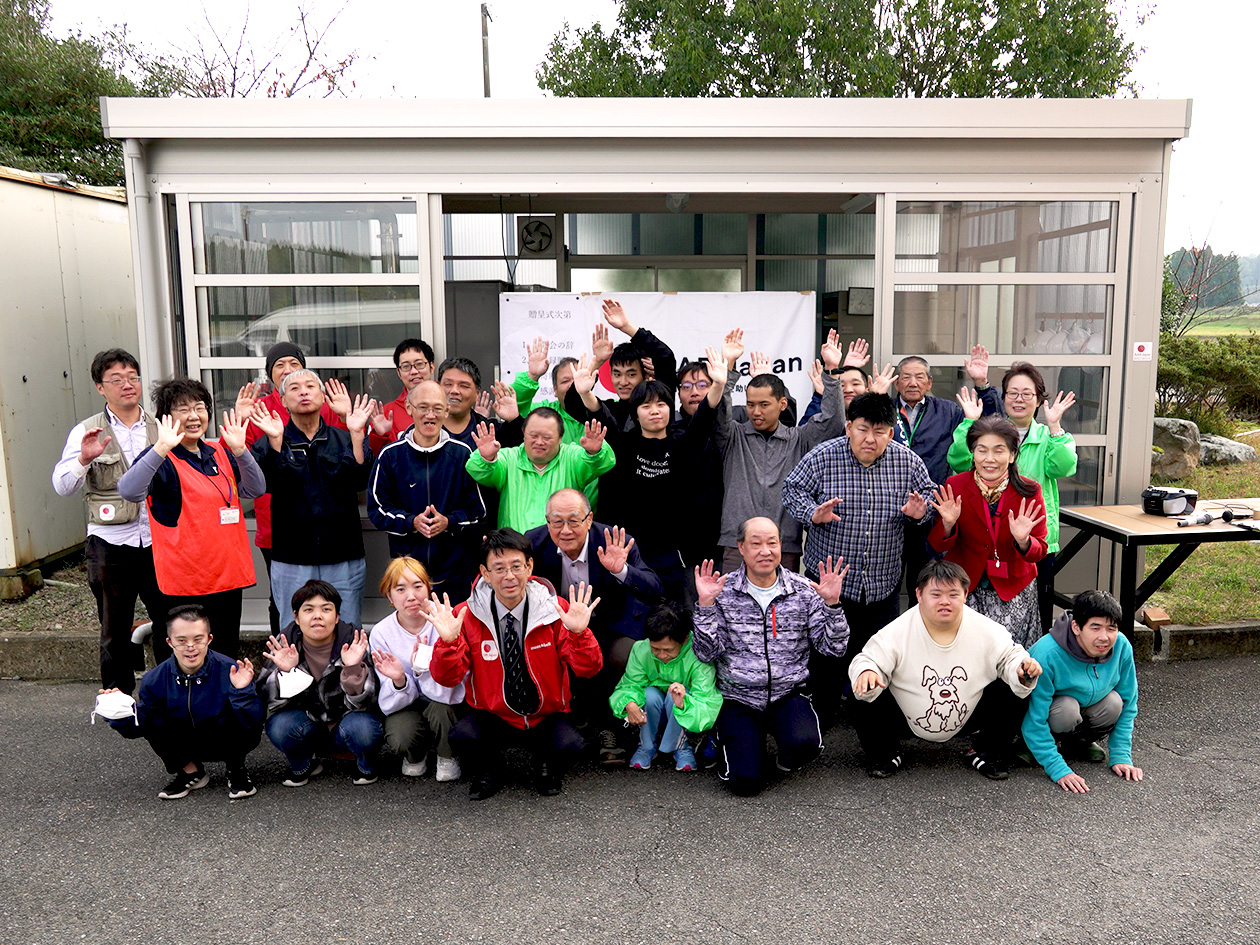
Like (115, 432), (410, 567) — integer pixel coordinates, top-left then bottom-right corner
(111, 650), (263, 740)
(893, 387), (1003, 484)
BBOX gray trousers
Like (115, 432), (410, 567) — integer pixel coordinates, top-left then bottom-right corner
(383, 702), (460, 761)
(1048, 691), (1123, 740)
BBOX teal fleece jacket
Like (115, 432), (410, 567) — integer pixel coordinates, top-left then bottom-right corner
(609, 637), (723, 734)
(1021, 612), (1138, 783)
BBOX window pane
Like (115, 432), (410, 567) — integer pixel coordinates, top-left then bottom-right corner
(194, 202), (418, 275)
(1058, 446), (1105, 506)
(893, 284), (1112, 357)
(570, 214), (633, 255)
(444, 259), (556, 288)
(918, 365), (1109, 435)
(763, 214), (821, 255)
(640, 214), (697, 254)
(759, 259), (821, 292)
(702, 214), (747, 255)
(824, 212), (876, 254)
(570, 268), (655, 292)
(895, 201), (1118, 272)
(199, 286), (421, 359)
(657, 268), (742, 291)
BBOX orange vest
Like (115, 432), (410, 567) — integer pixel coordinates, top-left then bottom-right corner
(148, 439), (256, 595)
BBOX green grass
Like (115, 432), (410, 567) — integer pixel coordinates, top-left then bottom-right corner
(1184, 306), (1260, 336)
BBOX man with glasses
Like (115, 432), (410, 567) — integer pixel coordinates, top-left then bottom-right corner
(369, 338), (435, 455)
(368, 380), (487, 604)
(525, 488), (663, 764)
(54, 349), (165, 693)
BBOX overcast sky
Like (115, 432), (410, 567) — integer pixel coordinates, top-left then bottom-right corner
(50, 0), (1258, 255)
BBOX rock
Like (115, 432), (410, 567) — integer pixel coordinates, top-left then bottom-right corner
(1199, 433), (1258, 466)
(1152, 417), (1200, 479)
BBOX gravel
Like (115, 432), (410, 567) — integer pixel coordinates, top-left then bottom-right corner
(0, 558), (98, 633)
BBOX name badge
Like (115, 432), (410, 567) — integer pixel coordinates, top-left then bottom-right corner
(99, 503), (116, 522)
(220, 507), (240, 525)
(480, 639), (499, 662)
(412, 643), (434, 673)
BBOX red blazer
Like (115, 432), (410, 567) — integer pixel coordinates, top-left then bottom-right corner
(928, 473), (1047, 601)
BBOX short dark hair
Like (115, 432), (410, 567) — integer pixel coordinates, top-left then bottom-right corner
(1001, 361), (1048, 409)
(437, 357), (482, 389)
(393, 338), (435, 368)
(550, 356), (578, 391)
(916, 558), (970, 591)
(1071, 590), (1122, 628)
(91, 348), (140, 385)
(628, 380), (675, 429)
(153, 378), (212, 420)
(644, 603), (691, 646)
(524, 406), (565, 439)
(746, 373), (786, 400)
(165, 603), (210, 633)
(847, 391), (896, 427)
(679, 360), (712, 383)
(292, 580), (341, 616)
(838, 365), (866, 381)
(481, 528), (534, 566)
(609, 343), (643, 370)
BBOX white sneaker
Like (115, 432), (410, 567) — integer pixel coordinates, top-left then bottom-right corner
(435, 756), (461, 782)
(400, 758), (428, 777)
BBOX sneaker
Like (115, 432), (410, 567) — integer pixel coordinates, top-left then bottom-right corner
(282, 761), (323, 788)
(400, 758), (428, 777)
(468, 775), (501, 801)
(352, 769), (379, 786)
(867, 755), (903, 779)
(629, 745), (655, 770)
(535, 763), (563, 796)
(966, 750), (1010, 781)
(158, 767), (208, 799)
(1085, 740), (1107, 763)
(698, 732), (719, 769)
(675, 743), (698, 772)
(226, 767), (256, 799)
(435, 756), (461, 782)
(599, 729), (626, 766)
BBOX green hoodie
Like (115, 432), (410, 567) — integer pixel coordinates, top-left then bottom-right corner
(466, 439), (614, 532)
(947, 416), (1077, 553)
(610, 637), (723, 734)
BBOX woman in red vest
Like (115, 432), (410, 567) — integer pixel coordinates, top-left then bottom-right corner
(928, 416), (1047, 648)
(119, 379), (266, 657)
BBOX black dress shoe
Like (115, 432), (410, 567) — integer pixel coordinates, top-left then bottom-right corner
(535, 764), (563, 797)
(468, 775), (501, 801)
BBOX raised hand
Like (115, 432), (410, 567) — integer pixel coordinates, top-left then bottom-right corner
(472, 421), (501, 462)
(234, 381), (261, 416)
(154, 415), (183, 454)
(346, 394), (376, 435)
(340, 628), (370, 667)
(228, 658), (255, 689)
(811, 497), (843, 525)
(473, 390), (492, 419)
(868, 363), (896, 396)
(930, 483), (962, 533)
(965, 343), (990, 385)
(558, 581), (601, 633)
(703, 345), (728, 399)
(749, 350), (772, 376)
(491, 380), (519, 422)
(901, 491), (928, 520)
(809, 555), (849, 605)
(1044, 390), (1076, 432)
(219, 408), (250, 456)
(1008, 497), (1045, 549)
(807, 359), (825, 396)
(854, 669), (886, 697)
(591, 323), (614, 366)
(527, 335), (551, 380)
(625, 702), (647, 726)
(640, 356), (655, 381)
(602, 298), (632, 335)
(572, 353), (598, 396)
(423, 593), (463, 644)
(821, 328), (843, 370)
(263, 633), (299, 673)
(667, 681), (687, 709)
(722, 327), (745, 367)
(372, 649), (407, 687)
(580, 419), (607, 455)
(694, 559), (727, 607)
(249, 403), (285, 440)
(596, 526), (635, 574)
(842, 337), (871, 369)
(956, 385), (983, 421)
(78, 427), (110, 466)
(324, 378), (352, 418)
(370, 402), (394, 437)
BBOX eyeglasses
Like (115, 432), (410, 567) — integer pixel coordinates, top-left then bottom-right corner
(398, 360), (431, 374)
(486, 562), (530, 576)
(171, 638), (208, 649)
(170, 403), (209, 418)
(546, 512), (591, 530)
(101, 375), (141, 388)
(1004, 390), (1038, 401)
(411, 405), (446, 416)
(680, 381), (710, 392)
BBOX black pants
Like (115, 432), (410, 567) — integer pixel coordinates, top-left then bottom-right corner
(449, 709), (586, 782)
(162, 588), (244, 659)
(85, 536), (170, 693)
(900, 521), (932, 597)
(715, 691), (823, 797)
(570, 633), (634, 735)
(1036, 553), (1056, 636)
(811, 591), (901, 717)
(260, 548), (281, 636)
(143, 719), (262, 774)
(852, 679), (1026, 766)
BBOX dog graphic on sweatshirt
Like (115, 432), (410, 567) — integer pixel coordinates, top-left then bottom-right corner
(913, 665), (968, 735)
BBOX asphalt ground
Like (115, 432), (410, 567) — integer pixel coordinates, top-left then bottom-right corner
(3, 657), (1259, 945)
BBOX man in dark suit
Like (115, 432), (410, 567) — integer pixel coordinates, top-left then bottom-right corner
(525, 488), (663, 764)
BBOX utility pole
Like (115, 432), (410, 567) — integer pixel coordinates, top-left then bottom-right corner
(481, 4), (492, 98)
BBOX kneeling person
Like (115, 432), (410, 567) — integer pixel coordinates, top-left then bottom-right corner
(1022, 589), (1142, 793)
(103, 605), (263, 800)
(849, 559), (1042, 780)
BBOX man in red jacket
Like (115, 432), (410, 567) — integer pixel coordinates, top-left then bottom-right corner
(428, 529), (602, 800)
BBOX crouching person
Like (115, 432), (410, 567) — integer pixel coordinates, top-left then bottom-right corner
(102, 604), (263, 800)
(692, 517), (850, 797)
(1022, 589), (1142, 793)
(849, 560), (1042, 781)
(428, 529), (603, 800)
(610, 603), (723, 772)
(257, 580), (383, 787)
(369, 557), (465, 782)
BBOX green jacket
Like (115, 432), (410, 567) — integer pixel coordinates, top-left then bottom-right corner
(512, 373), (585, 444)
(609, 637), (723, 733)
(466, 439), (615, 532)
(947, 416), (1077, 553)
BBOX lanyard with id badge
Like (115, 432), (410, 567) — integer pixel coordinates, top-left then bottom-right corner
(206, 452), (240, 526)
(983, 500), (1008, 580)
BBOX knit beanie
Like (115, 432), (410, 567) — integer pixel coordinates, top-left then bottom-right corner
(265, 342), (306, 381)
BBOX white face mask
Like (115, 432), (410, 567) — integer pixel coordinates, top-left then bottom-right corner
(277, 668), (315, 699)
(91, 691), (137, 725)
(411, 643), (434, 675)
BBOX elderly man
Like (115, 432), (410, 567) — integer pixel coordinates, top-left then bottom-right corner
(692, 517), (850, 797)
(368, 379), (486, 604)
(525, 488), (663, 764)
(368, 338), (436, 455)
(466, 408), (614, 533)
(249, 369), (376, 626)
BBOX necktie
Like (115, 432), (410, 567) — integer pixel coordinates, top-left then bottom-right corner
(499, 611), (539, 715)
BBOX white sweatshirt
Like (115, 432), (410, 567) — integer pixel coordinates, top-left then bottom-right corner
(369, 611), (466, 712)
(849, 605), (1035, 743)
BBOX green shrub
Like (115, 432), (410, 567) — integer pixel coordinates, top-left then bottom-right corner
(1156, 332), (1260, 432)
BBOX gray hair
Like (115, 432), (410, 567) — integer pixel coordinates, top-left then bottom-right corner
(280, 368), (322, 395)
(546, 488), (591, 517)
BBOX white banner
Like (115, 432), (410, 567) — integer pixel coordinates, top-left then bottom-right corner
(498, 291), (818, 407)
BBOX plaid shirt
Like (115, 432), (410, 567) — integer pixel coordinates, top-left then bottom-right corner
(782, 438), (936, 600)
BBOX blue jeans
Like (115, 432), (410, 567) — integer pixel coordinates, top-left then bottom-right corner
(266, 708), (383, 776)
(270, 557), (368, 627)
(640, 685), (686, 754)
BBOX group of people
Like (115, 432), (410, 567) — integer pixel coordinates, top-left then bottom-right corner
(59, 297), (1141, 802)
